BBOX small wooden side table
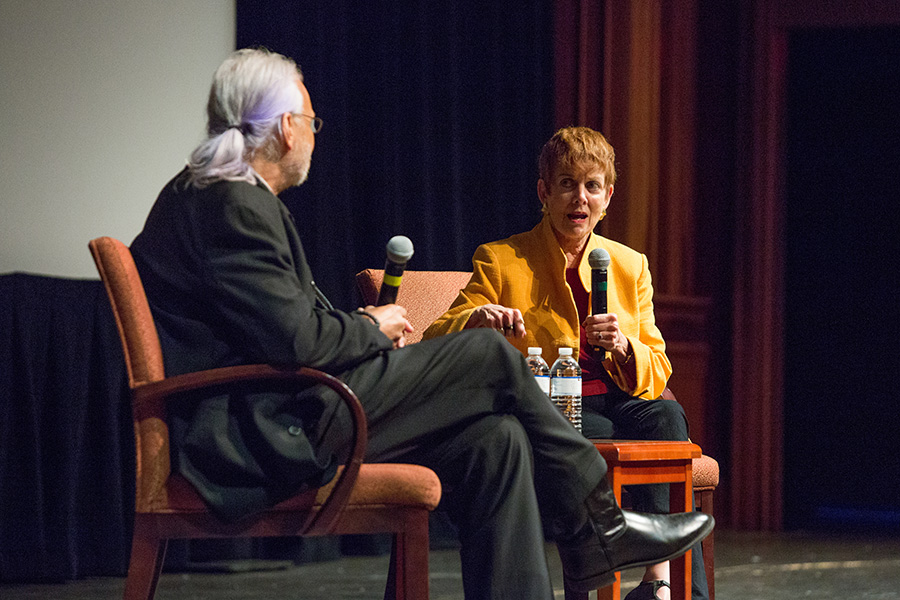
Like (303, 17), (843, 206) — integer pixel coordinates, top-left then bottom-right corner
(566, 440), (701, 600)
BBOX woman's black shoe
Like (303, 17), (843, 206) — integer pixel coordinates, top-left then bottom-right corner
(624, 580), (670, 600)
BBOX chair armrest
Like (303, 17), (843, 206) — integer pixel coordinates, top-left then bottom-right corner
(133, 364), (366, 535)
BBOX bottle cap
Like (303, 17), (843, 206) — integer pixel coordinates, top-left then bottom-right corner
(528, 347), (542, 355)
(559, 347), (573, 356)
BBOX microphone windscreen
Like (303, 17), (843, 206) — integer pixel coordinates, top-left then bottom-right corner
(386, 235), (414, 263)
(588, 248), (610, 269)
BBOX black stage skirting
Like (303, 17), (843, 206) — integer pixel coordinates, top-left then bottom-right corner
(0, 273), (132, 581)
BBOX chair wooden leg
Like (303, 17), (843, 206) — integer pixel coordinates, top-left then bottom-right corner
(386, 536), (398, 600)
(123, 519), (167, 600)
(384, 511), (430, 600)
(695, 489), (715, 600)
(598, 469), (624, 600)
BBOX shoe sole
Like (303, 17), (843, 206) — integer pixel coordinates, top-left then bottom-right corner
(564, 570), (617, 594)
(564, 518), (715, 594)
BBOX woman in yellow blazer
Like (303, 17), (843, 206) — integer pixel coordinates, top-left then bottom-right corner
(422, 215), (669, 400)
(423, 127), (706, 600)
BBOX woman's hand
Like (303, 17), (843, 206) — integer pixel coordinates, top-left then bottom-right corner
(583, 313), (630, 362)
(464, 304), (526, 338)
(365, 304), (414, 348)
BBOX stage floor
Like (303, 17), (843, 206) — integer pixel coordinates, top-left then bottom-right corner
(3, 529), (900, 599)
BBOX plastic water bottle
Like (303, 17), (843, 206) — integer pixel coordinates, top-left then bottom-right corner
(526, 347), (551, 396)
(550, 347), (582, 432)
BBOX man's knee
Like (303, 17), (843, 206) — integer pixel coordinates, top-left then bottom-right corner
(440, 328), (525, 379)
(454, 330), (531, 391)
(463, 328), (523, 362)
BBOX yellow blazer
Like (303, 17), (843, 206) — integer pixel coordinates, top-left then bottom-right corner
(423, 217), (671, 398)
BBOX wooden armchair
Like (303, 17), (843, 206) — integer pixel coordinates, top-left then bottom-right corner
(90, 237), (441, 600)
(356, 267), (719, 599)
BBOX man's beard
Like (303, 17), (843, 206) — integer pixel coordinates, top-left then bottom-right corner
(285, 141), (313, 188)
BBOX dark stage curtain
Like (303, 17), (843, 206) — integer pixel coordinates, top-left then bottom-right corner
(236, 0), (555, 311)
(0, 273), (133, 581)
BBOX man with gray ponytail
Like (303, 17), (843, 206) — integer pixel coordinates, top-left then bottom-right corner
(185, 48), (318, 191)
(131, 48), (712, 600)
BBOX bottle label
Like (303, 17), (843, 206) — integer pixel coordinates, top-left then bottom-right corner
(534, 374), (550, 395)
(551, 376), (581, 396)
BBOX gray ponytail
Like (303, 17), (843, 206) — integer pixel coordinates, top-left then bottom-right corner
(188, 48), (304, 188)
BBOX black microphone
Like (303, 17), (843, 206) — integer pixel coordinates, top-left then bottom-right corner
(588, 248), (610, 360)
(376, 235), (414, 306)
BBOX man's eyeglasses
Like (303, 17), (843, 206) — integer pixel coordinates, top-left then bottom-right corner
(294, 113), (323, 134)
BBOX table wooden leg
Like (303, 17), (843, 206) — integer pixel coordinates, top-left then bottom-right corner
(668, 465), (693, 600)
(597, 466), (623, 600)
(597, 577), (617, 600)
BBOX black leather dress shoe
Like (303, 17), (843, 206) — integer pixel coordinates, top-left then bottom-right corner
(557, 478), (714, 593)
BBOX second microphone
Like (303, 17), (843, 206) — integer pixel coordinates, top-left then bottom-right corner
(588, 247), (610, 360)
